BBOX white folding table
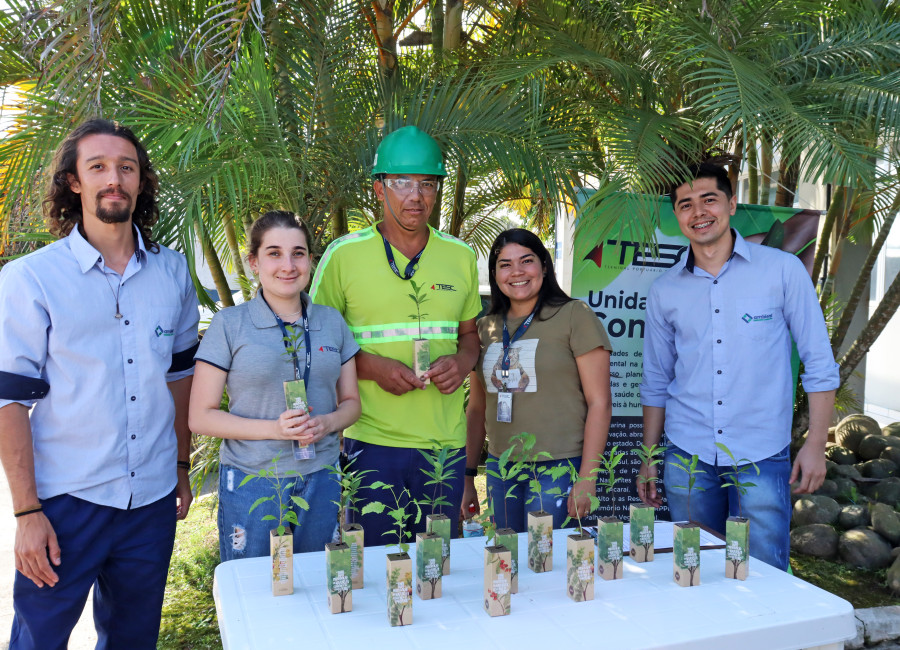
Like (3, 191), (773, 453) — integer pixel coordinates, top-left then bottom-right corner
(213, 522), (855, 650)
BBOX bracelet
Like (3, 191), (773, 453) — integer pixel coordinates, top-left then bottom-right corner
(465, 467), (478, 478)
(14, 505), (43, 518)
(177, 460), (191, 471)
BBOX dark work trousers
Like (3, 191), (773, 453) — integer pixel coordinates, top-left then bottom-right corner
(344, 439), (464, 547)
(10, 489), (177, 650)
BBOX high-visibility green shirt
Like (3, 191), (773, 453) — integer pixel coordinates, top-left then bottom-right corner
(310, 224), (481, 449)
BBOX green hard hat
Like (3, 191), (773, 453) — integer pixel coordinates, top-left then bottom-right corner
(371, 125), (447, 178)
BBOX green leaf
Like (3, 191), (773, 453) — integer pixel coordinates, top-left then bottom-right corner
(248, 496), (271, 513)
(362, 502), (387, 515)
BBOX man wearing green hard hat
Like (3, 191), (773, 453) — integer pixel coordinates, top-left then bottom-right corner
(311, 126), (481, 544)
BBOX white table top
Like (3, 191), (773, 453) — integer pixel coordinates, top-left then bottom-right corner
(213, 522), (855, 650)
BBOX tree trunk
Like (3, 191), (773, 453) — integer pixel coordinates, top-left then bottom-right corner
(194, 220), (234, 308)
(373, 1), (398, 79)
(448, 165), (466, 236)
(747, 141), (759, 204)
(759, 134), (773, 205)
(838, 269), (900, 386)
(444, 0), (462, 50)
(728, 136), (741, 192)
(331, 201), (348, 240)
(431, 0), (443, 62)
(831, 186), (900, 355)
(812, 185), (847, 287)
(821, 185), (856, 308)
(774, 154), (798, 207)
(222, 214), (251, 301)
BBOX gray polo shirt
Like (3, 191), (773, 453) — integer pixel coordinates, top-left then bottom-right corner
(196, 292), (359, 476)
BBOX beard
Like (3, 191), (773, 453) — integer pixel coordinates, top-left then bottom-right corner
(94, 189), (133, 224)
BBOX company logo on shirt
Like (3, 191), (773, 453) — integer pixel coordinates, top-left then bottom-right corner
(319, 345), (339, 353)
(742, 313), (773, 323)
(431, 283), (456, 291)
(155, 325), (174, 337)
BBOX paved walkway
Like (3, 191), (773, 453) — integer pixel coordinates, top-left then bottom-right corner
(0, 478), (95, 650)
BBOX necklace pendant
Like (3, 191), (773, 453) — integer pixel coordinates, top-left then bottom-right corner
(115, 312), (123, 319)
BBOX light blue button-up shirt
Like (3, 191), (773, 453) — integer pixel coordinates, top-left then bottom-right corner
(640, 231), (839, 466)
(0, 226), (199, 508)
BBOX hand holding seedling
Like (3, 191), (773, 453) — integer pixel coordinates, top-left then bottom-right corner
(553, 460), (600, 533)
(273, 406), (319, 442)
(423, 354), (467, 394)
(361, 354), (427, 395)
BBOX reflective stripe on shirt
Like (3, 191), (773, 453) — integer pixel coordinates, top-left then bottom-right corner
(349, 321), (459, 344)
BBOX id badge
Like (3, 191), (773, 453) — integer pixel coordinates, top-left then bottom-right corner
(497, 391), (513, 423)
(283, 379), (316, 460)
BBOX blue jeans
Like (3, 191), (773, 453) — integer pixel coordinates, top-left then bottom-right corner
(217, 464), (339, 561)
(344, 439), (465, 547)
(663, 442), (791, 571)
(485, 455), (581, 533)
(11, 491), (176, 650)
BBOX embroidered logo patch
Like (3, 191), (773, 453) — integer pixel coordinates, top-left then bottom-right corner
(431, 283), (456, 291)
(319, 345), (339, 353)
(742, 313), (772, 323)
(155, 325), (174, 337)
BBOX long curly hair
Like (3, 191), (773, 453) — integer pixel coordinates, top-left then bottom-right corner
(43, 119), (160, 252)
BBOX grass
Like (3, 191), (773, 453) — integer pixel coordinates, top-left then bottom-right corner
(790, 553), (900, 609)
(158, 496), (222, 649)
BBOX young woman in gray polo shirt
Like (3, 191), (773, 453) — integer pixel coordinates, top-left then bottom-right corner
(189, 211), (361, 560)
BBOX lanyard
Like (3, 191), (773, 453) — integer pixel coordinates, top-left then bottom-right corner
(501, 307), (537, 376)
(274, 300), (311, 385)
(379, 228), (424, 281)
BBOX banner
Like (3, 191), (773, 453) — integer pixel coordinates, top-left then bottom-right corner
(571, 193), (821, 520)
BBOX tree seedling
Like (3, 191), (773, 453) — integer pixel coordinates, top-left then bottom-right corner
(239, 452), (310, 537)
(417, 442), (463, 517)
(362, 482), (422, 554)
(239, 452), (309, 595)
(325, 456), (373, 545)
(668, 453), (707, 523)
(407, 279), (430, 339)
(633, 443), (666, 492)
(596, 445), (627, 518)
(483, 445), (528, 541)
(715, 442), (759, 519)
(509, 432), (568, 513)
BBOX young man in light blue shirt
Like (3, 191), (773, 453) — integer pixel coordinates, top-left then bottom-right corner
(637, 163), (839, 571)
(0, 120), (199, 648)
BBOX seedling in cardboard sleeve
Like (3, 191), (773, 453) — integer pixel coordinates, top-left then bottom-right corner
(716, 442), (758, 580)
(239, 453), (309, 596)
(326, 456), (374, 545)
(408, 279), (431, 383)
(418, 442), (461, 574)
